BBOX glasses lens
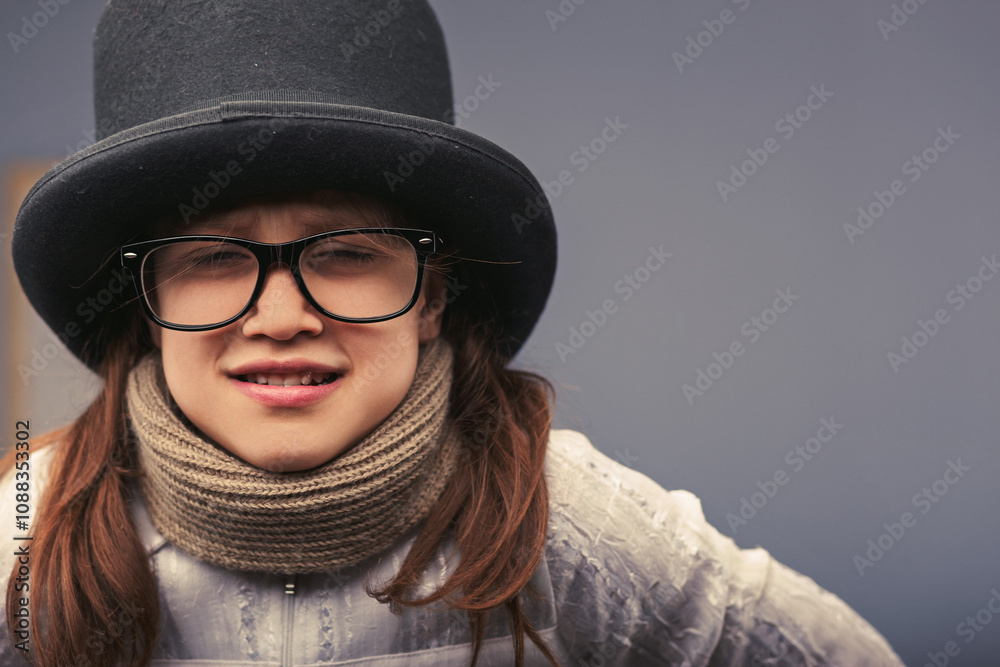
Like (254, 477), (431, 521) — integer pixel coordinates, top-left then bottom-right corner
(142, 240), (257, 327)
(300, 233), (419, 319)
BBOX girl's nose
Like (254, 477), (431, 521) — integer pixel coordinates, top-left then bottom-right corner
(240, 266), (325, 340)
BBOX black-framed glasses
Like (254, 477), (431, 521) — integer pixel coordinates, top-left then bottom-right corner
(120, 228), (438, 331)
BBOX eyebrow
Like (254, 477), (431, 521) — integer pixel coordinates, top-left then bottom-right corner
(174, 208), (384, 237)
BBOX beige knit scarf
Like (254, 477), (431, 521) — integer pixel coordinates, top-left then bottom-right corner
(125, 337), (462, 574)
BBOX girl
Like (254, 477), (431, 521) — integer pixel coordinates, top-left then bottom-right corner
(3, 0), (904, 665)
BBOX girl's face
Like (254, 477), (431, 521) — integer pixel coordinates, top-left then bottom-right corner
(147, 194), (443, 472)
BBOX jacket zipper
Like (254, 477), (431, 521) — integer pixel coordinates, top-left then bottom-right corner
(282, 574), (297, 666)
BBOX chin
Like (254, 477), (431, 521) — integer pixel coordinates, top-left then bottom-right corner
(265, 448), (338, 473)
(212, 434), (337, 473)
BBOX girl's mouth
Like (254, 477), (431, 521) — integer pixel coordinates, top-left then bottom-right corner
(230, 371), (343, 408)
(236, 372), (338, 387)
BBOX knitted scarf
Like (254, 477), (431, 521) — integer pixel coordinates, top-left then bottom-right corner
(125, 337), (462, 574)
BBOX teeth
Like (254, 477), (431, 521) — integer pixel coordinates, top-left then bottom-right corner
(243, 372), (335, 386)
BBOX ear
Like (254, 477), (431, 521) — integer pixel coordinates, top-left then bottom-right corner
(147, 318), (163, 348)
(416, 269), (446, 343)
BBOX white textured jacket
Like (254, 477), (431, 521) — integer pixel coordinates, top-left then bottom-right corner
(0, 429), (903, 666)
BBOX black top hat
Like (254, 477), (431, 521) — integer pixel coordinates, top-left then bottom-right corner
(12, 0), (556, 368)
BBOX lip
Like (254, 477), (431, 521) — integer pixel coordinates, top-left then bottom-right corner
(230, 376), (342, 407)
(226, 358), (346, 408)
(228, 358), (344, 376)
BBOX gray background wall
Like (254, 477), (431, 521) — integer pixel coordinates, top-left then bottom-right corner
(2, 1), (998, 664)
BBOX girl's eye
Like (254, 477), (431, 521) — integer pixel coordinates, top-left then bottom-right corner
(306, 238), (390, 270)
(198, 250), (247, 264)
(317, 248), (376, 263)
(186, 248), (253, 268)
(152, 243), (256, 277)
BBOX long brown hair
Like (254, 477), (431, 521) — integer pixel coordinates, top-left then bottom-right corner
(5, 192), (559, 666)
(3, 305), (160, 666)
(369, 266), (560, 666)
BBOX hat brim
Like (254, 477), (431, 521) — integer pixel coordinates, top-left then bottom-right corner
(12, 100), (556, 368)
